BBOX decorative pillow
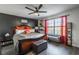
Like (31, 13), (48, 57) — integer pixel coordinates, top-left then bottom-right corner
(30, 29), (35, 32)
(25, 29), (31, 34)
(25, 26), (32, 34)
(16, 29), (25, 34)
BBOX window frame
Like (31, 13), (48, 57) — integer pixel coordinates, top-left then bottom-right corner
(47, 18), (65, 36)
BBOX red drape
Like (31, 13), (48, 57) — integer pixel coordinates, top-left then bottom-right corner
(60, 16), (67, 45)
(45, 20), (48, 34)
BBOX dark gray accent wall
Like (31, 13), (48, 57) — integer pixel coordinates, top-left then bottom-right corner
(0, 13), (38, 35)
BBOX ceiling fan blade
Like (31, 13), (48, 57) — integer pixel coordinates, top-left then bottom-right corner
(27, 4), (37, 10)
(38, 11), (47, 13)
(25, 7), (35, 11)
(38, 4), (43, 10)
(28, 12), (35, 15)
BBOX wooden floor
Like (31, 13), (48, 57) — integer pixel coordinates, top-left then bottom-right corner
(1, 41), (79, 55)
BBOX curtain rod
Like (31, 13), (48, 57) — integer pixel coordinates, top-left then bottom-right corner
(46, 14), (70, 20)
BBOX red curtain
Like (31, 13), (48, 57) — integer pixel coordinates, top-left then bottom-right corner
(60, 16), (67, 45)
(45, 20), (48, 34)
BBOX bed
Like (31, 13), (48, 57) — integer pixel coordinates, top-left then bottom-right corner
(13, 32), (47, 54)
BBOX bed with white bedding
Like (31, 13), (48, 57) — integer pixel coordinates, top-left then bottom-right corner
(13, 32), (45, 54)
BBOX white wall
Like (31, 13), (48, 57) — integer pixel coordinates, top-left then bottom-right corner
(47, 7), (79, 48)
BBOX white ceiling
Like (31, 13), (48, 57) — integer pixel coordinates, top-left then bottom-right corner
(0, 4), (78, 19)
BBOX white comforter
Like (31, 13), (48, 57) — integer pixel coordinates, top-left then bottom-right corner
(13, 32), (44, 52)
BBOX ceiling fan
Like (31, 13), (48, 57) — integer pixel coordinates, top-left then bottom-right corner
(25, 4), (47, 16)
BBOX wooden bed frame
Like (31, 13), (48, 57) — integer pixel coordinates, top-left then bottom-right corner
(18, 35), (48, 55)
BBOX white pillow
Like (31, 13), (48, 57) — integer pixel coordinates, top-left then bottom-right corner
(16, 29), (25, 34)
(30, 29), (35, 32)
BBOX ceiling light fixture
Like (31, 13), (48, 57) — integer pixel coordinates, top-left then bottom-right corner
(34, 13), (38, 15)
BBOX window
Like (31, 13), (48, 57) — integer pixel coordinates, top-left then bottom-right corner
(47, 17), (65, 36)
(47, 19), (54, 35)
(55, 27), (61, 35)
(54, 18), (62, 35)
